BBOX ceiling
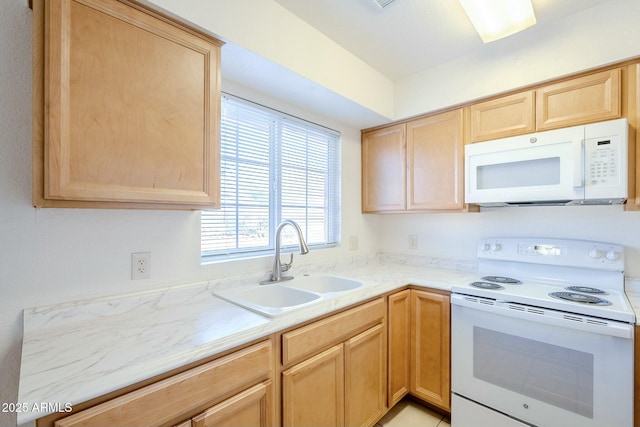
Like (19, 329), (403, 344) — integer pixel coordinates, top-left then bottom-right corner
(272, 0), (614, 81)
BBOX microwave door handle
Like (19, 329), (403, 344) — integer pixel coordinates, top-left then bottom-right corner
(573, 139), (584, 187)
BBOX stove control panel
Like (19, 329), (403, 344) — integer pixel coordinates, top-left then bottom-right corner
(478, 237), (624, 271)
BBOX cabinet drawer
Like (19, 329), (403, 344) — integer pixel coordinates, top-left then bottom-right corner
(55, 340), (273, 427)
(282, 298), (385, 366)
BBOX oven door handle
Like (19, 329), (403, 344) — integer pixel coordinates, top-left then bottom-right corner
(451, 293), (634, 339)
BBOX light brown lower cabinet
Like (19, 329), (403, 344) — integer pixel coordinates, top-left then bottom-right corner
(41, 289), (455, 427)
(410, 289), (451, 412)
(387, 289), (411, 407)
(282, 345), (345, 427)
(191, 381), (273, 427)
(47, 339), (274, 427)
(281, 298), (387, 427)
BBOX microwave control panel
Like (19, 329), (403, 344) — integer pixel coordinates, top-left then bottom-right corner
(585, 135), (620, 186)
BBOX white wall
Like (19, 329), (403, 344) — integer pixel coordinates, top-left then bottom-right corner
(369, 206), (640, 276)
(141, 0), (395, 120)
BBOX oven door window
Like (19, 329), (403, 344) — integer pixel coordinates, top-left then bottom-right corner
(474, 326), (593, 417)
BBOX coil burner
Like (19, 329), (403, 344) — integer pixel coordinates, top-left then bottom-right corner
(549, 291), (612, 306)
(470, 281), (505, 290)
(481, 276), (522, 284)
(565, 286), (608, 294)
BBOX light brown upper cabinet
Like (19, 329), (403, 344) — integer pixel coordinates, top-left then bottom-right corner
(361, 124), (406, 212)
(362, 109), (467, 213)
(469, 90), (535, 142)
(626, 63), (640, 211)
(536, 68), (621, 131)
(32, 0), (222, 209)
(469, 69), (622, 142)
(406, 109), (465, 211)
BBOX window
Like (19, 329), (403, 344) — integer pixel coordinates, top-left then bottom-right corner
(201, 94), (341, 261)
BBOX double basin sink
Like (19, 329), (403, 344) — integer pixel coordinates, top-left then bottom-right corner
(214, 275), (364, 317)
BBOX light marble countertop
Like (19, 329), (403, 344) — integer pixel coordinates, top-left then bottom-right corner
(18, 253), (640, 425)
(17, 254), (476, 425)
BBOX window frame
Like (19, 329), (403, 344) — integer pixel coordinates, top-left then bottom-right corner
(201, 93), (341, 263)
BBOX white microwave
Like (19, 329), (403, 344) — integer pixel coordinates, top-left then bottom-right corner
(465, 118), (628, 206)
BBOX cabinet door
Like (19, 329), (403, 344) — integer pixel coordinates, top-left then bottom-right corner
(387, 290), (411, 407)
(406, 109), (464, 211)
(469, 91), (535, 142)
(361, 124), (406, 212)
(192, 381), (273, 427)
(410, 290), (451, 412)
(627, 63), (640, 211)
(34, 0), (221, 208)
(344, 324), (386, 427)
(282, 345), (345, 427)
(536, 69), (621, 131)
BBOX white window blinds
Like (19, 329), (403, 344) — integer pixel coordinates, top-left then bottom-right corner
(201, 94), (341, 260)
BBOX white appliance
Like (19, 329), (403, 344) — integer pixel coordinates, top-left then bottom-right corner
(465, 118), (628, 206)
(450, 237), (635, 427)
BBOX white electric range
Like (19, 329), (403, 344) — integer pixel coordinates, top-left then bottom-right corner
(450, 237), (635, 427)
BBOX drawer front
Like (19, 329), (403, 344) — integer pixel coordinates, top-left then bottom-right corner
(282, 298), (385, 366)
(55, 340), (273, 427)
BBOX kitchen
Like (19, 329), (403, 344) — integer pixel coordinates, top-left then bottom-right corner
(3, 0), (640, 426)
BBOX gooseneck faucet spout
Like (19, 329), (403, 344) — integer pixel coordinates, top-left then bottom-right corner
(263, 220), (309, 284)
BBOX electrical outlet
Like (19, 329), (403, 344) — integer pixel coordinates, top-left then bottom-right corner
(408, 235), (418, 250)
(349, 235), (359, 251)
(131, 252), (151, 280)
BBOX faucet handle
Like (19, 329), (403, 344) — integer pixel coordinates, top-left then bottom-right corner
(281, 253), (294, 272)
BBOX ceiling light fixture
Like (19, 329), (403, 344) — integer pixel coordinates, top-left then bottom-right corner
(459, 0), (537, 43)
(371, 0), (396, 9)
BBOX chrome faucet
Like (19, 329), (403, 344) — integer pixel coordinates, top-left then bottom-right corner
(261, 220), (309, 284)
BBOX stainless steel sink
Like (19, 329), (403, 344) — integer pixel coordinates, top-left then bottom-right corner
(214, 276), (363, 317)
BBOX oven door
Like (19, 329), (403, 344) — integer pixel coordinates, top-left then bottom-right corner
(465, 125), (585, 205)
(451, 294), (634, 427)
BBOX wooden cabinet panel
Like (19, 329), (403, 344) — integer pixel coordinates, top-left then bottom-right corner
(282, 345), (345, 427)
(192, 381), (273, 427)
(282, 298), (385, 366)
(406, 109), (464, 210)
(536, 69), (621, 131)
(410, 290), (451, 412)
(54, 340), (273, 427)
(469, 90), (535, 142)
(627, 63), (640, 210)
(344, 324), (386, 427)
(387, 290), (410, 407)
(33, 0), (221, 209)
(361, 124), (406, 212)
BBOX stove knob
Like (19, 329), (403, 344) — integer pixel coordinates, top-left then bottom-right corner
(589, 249), (603, 259)
(491, 243), (502, 252)
(481, 243), (491, 252)
(606, 250), (620, 261)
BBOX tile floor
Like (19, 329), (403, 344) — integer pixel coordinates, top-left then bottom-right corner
(376, 399), (451, 427)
